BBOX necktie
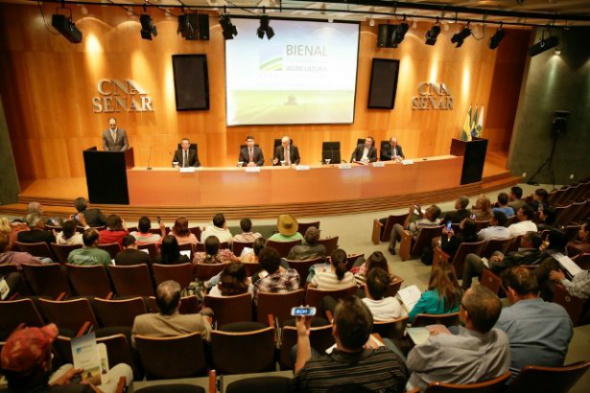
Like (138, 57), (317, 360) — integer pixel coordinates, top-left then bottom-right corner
(183, 151), (187, 167)
(249, 148), (253, 162)
(285, 148), (290, 165)
(111, 129), (117, 143)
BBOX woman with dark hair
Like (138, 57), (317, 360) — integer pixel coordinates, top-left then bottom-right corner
(310, 248), (355, 290)
(55, 219), (83, 245)
(130, 216), (166, 245)
(98, 214), (128, 246)
(441, 218), (479, 260)
(208, 261), (253, 297)
(170, 216), (198, 246)
(239, 237), (266, 263)
(409, 261), (462, 322)
(537, 206), (558, 231)
(192, 236), (238, 264)
(156, 235), (190, 265)
(353, 251), (391, 285)
(531, 188), (549, 212)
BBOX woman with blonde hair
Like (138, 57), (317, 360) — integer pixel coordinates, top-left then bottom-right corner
(472, 195), (492, 221)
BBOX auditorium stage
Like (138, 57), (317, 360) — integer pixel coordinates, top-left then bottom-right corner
(2, 152), (520, 220)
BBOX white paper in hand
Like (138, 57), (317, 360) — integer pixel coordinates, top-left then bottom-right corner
(397, 285), (422, 312)
(553, 253), (583, 277)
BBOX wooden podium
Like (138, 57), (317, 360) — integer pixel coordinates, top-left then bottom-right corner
(83, 147), (134, 204)
(450, 137), (488, 185)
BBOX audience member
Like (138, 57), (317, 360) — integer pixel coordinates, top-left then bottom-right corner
(409, 261), (462, 322)
(566, 218), (590, 256)
(170, 217), (198, 246)
(548, 268), (590, 300)
(471, 195), (492, 221)
(268, 214), (304, 243)
(292, 297), (408, 393)
(233, 218), (262, 243)
(310, 249), (355, 290)
(0, 231), (43, 269)
(477, 211), (511, 242)
(362, 268), (404, 321)
(287, 227), (326, 260)
(508, 205), (538, 237)
(55, 220), (83, 246)
(208, 261), (254, 297)
(132, 280), (212, 345)
(492, 192), (515, 218)
(508, 186), (525, 212)
(407, 286), (509, 391)
(353, 251), (390, 286)
(240, 237), (266, 264)
(98, 215), (128, 246)
(0, 323), (133, 393)
(155, 235), (190, 265)
(130, 216), (165, 244)
(67, 229), (111, 266)
(201, 213), (233, 245)
(253, 247), (300, 303)
(496, 267), (573, 374)
(16, 213), (55, 246)
(192, 236), (238, 264)
(73, 197), (107, 227)
(537, 206), (559, 231)
(388, 204), (442, 255)
(440, 218), (478, 260)
(530, 188), (549, 212)
(114, 235), (152, 266)
(443, 196), (471, 223)
(462, 231), (543, 290)
(0, 217), (14, 250)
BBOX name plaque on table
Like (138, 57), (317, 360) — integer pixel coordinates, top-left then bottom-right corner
(372, 162), (385, 168)
(338, 163), (352, 169)
(295, 165), (310, 171)
(402, 160), (415, 165)
(179, 167), (196, 173)
(245, 167), (261, 173)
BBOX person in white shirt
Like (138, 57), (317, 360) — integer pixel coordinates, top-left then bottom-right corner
(130, 216), (165, 245)
(233, 218), (262, 243)
(508, 205), (538, 237)
(362, 268), (403, 321)
(310, 248), (356, 290)
(477, 211), (512, 242)
(208, 261), (254, 298)
(55, 220), (83, 246)
(351, 137), (377, 163)
(201, 213), (233, 245)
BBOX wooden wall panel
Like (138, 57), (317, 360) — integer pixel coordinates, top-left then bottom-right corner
(0, 3), (525, 181)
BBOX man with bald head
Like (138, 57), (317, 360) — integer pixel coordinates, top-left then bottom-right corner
(132, 280), (212, 346)
(273, 136), (300, 166)
(381, 136), (405, 161)
(102, 117), (129, 152)
(407, 285), (510, 391)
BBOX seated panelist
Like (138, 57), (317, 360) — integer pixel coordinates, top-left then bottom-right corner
(273, 136), (301, 166)
(351, 136), (377, 163)
(172, 138), (200, 168)
(381, 136), (405, 161)
(238, 136), (264, 167)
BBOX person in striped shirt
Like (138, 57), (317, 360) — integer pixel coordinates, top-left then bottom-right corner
(310, 249), (356, 291)
(292, 297), (409, 393)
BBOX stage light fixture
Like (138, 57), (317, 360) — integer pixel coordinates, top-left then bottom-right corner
(257, 14), (274, 40)
(219, 13), (238, 40)
(140, 14), (157, 40)
(178, 13), (198, 40)
(425, 24), (441, 46)
(51, 14), (83, 43)
(390, 21), (409, 47)
(528, 33), (559, 57)
(488, 27), (505, 50)
(450, 25), (471, 48)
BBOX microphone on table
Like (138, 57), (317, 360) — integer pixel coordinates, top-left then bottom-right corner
(147, 146), (153, 170)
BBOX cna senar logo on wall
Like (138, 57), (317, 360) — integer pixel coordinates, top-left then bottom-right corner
(412, 82), (454, 110)
(92, 79), (154, 113)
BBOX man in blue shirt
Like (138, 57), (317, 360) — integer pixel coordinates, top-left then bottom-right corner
(495, 266), (573, 375)
(492, 192), (515, 218)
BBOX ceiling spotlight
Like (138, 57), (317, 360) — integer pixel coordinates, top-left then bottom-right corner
(451, 25), (471, 48)
(390, 21), (409, 47)
(488, 27), (505, 50)
(219, 13), (237, 40)
(51, 13), (83, 43)
(425, 24), (441, 45)
(140, 14), (157, 40)
(257, 14), (274, 40)
(528, 33), (559, 56)
(178, 13), (198, 40)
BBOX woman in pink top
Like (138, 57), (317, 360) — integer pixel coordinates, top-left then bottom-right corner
(170, 217), (198, 246)
(193, 236), (238, 264)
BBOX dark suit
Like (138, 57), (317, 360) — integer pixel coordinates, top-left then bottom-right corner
(172, 148), (200, 167)
(444, 208), (472, 224)
(17, 229), (56, 245)
(81, 208), (107, 227)
(273, 145), (301, 165)
(381, 144), (405, 161)
(239, 146), (265, 166)
(102, 128), (129, 152)
(351, 144), (377, 163)
(115, 249), (152, 267)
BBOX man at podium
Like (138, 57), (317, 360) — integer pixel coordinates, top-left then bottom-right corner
(172, 138), (200, 168)
(238, 136), (264, 167)
(102, 117), (129, 152)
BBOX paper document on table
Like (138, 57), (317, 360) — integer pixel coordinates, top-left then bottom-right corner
(552, 253), (583, 277)
(406, 327), (430, 346)
(71, 332), (102, 385)
(397, 285), (422, 312)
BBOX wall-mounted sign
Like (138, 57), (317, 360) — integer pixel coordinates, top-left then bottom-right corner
(92, 79), (154, 113)
(412, 82), (454, 110)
